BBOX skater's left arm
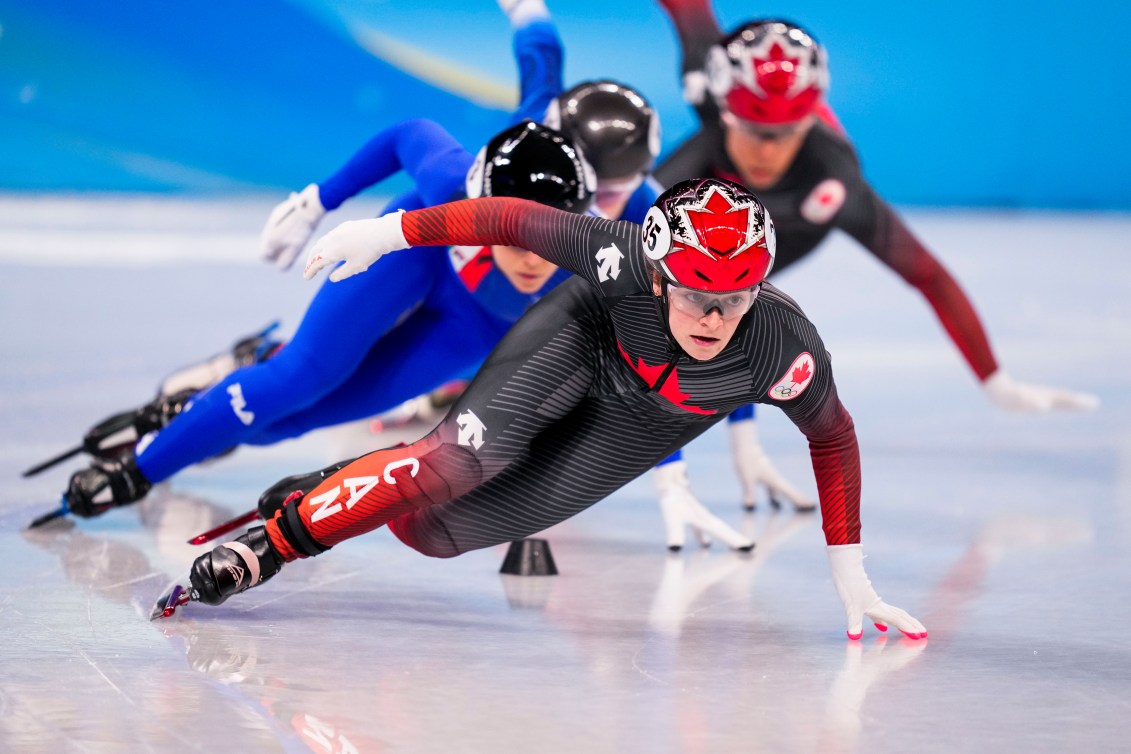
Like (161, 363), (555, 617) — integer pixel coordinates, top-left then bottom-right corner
(769, 321), (927, 641)
(839, 181), (998, 380)
(771, 346), (860, 546)
(840, 181), (1098, 411)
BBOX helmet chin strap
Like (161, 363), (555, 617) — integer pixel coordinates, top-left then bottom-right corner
(654, 277), (685, 356)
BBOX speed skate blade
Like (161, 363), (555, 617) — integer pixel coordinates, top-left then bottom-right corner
(150, 583), (191, 621)
(26, 495), (71, 530)
(22, 446), (83, 478)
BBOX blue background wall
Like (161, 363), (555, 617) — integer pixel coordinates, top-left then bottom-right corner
(1, 0), (1127, 208)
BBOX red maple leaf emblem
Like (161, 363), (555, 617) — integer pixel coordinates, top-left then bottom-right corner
(620, 347), (667, 387)
(754, 41), (800, 96)
(685, 188), (751, 257)
(617, 343), (716, 416)
(791, 361), (811, 385)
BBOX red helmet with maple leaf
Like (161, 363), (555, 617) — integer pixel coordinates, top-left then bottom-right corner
(705, 19), (829, 125)
(642, 177), (776, 293)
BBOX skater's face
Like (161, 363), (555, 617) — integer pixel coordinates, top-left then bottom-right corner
(722, 112), (814, 191)
(492, 244), (559, 293)
(653, 272), (743, 361)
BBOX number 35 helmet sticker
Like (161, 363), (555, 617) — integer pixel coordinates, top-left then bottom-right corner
(769, 352), (815, 401)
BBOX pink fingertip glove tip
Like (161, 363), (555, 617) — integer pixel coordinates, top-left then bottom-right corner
(847, 630), (863, 641)
(874, 623), (888, 633)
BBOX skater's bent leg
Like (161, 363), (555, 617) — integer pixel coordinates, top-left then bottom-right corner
(267, 280), (608, 560)
(264, 426), (485, 560)
(390, 396), (722, 557)
(135, 254), (438, 483)
(245, 292), (506, 445)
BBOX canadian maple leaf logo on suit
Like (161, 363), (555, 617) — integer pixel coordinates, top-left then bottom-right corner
(769, 352), (815, 401)
(791, 361), (812, 386)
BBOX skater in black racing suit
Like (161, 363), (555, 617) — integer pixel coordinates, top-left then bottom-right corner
(189, 177), (927, 641)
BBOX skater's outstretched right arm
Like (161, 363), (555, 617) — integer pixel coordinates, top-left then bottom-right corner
(304, 197), (636, 288)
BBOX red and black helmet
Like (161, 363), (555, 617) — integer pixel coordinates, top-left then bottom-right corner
(705, 19), (829, 125)
(642, 178), (776, 293)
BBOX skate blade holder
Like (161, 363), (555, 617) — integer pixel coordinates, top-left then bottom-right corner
(150, 583), (193, 621)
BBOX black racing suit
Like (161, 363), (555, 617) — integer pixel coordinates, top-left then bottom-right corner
(654, 0), (999, 380)
(265, 199), (862, 562)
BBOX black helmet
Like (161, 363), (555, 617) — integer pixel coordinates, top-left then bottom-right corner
(545, 80), (660, 182)
(465, 120), (596, 213)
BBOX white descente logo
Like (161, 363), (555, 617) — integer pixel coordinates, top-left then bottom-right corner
(595, 243), (624, 282)
(457, 410), (486, 449)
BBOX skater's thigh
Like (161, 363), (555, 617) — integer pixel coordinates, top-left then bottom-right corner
(391, 395), (716, 556)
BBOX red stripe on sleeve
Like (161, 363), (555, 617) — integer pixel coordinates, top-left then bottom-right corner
(403, 197), (532, 250)
(804, 400), (862, 545)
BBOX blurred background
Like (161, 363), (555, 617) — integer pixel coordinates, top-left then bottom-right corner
(3, 0), (1128, 209)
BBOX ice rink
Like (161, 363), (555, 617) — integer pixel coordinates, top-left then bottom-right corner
(2, 196), (1130, 753)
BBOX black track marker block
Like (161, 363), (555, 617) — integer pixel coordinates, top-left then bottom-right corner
(499, 538), (559, 576)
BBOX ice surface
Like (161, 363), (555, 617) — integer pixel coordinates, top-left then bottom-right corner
(2, 197), (1130, 753)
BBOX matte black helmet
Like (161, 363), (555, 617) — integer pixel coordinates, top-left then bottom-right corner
(465, 120), (596, 213)
(545, 80), (660, 181)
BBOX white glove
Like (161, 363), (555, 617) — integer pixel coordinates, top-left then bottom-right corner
(682, 70), (709, 106)
(260, 184), (325, 270)
(982, 369), (1099, 413)
(729, 418), (815, 512)
(827, 544), (927, 640)
(303, 211), (408, 283)
(655, 461), (755, 551)
(497, 0), (549, 26)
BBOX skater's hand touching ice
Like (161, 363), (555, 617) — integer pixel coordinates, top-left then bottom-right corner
(827, 544), (926, 640)
(304, 211), (409, 282)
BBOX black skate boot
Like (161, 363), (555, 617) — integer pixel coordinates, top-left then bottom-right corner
(158, 321), (284, 398)
(256, 457), (358, 519)
(66, 452), (152, 518)
(22, 387), (197, 479)
(189, 526), (284, 606)
(82, 387), (197, 459)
